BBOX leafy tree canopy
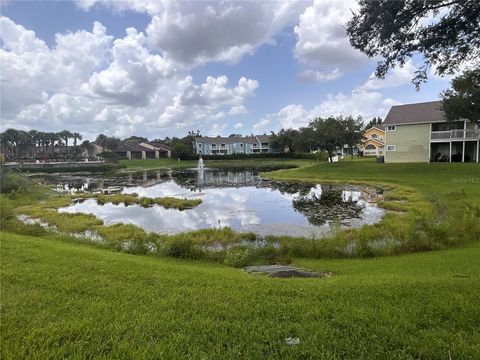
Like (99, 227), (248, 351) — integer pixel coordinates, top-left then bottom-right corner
(105, 137), (122, 151)
(123, 136), (148, 143)
(442, 69), (480, 123)
(347, 0), (480, 87)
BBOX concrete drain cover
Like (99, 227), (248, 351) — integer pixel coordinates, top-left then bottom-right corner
(245, 265), (330, 278)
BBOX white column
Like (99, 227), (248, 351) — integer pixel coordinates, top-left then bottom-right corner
(462, 141), (465, 162)
(477, 140), (480, 162)
(127, 150), (131, 160)
(142, 150), (146, 160)
(155, 150), (159, 159)
(428, 123), (431, 163)
(449, 141), (452, 162)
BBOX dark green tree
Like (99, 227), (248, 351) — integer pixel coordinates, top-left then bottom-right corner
(441, 69), (480, 124)
(81, 140), (94, 158)
(270, 128), (299, 153)
(292, 127), (317, 153)
(105, 137), (122, 151)
(58, 130), (73, 156)
(95, 134), (108, 151)
(341, 116), (364, 158)
(363, 117), (383, 130)
(123, 135), (148, 143)
(171, 143), (192, 160)
(347, 0), (480, 87)
(310, 117), (346, 161)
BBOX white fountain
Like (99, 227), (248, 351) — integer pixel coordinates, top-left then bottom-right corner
(197, 155), (204, 186)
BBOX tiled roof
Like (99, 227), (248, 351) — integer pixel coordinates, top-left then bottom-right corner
(148, 142), (171, 151)
(256, 135), (271, 143)
(118, 143), (154, 152)
(383, 101), (446, 125)
(195, 136), (256, 145)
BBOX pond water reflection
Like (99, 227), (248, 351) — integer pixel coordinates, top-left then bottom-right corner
(35, 169), (384, 237)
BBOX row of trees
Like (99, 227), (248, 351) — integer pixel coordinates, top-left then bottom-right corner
(269, 116), (365, 158)
(0, 129), (84, 160)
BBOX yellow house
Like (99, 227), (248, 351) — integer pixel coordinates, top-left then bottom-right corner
(361, 126), (385, 156)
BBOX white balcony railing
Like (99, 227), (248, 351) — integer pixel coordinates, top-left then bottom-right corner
(431, 129), (480, 141)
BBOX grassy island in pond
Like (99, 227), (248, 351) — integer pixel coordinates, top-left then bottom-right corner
(95, 193), (202, 209)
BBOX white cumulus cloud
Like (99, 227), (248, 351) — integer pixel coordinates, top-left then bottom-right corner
(74, 0), (308, 66)
(0, 16), (259, 138)
(294, 0), (368, 80)
(253, 90), (400, 133)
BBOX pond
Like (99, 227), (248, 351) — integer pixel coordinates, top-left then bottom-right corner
(32, 168), (384, 238)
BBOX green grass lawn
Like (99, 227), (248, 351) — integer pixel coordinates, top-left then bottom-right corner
(2, 231), (479, 359)
(264, 160), (480, 204)
(120, 157), (313, 171)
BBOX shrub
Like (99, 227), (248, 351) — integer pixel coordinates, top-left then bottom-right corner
(162, 238), (204, 259)
(97, 151), (119, 163)
(223, 246), (254, 267)
(0, 172), (31, 194)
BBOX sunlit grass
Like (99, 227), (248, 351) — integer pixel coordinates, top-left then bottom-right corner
(1, 231), (479, 359)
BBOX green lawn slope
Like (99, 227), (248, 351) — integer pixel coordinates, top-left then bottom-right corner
(1, 231), (479, 359)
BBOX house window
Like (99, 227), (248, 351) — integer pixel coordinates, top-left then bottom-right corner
(212, 144), (216, 148)
(221, 143), (226, 147)
(386, 125), (396, 131)
(198, 144), (202, 147)
(371, 134), (377, 139)
(365, 144), (376, 150)
(240, 143), (243, 147)
(386, 145), (396, 151)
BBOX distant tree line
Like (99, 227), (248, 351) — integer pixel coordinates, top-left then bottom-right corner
(0, 129), (84, 160)
(269, 115), (368, 159)
(1, 116), (382, 162)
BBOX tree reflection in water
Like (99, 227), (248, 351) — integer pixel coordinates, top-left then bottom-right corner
(173, 172), (365, 227)
(292, 186), (363, 226)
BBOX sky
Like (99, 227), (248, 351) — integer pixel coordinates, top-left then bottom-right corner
(0, 0), (453, 140)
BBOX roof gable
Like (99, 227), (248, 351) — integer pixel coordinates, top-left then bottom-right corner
(383, 101), (446, 125)
(364, 126), (385, 135)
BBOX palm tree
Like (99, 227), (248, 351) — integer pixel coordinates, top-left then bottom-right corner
(2, 128), (28, 160)
(72, 132), (82, 148)
(37, 131), (48, 159)
(48, 132), (60, 158)
(0, 130), (16, 159)
(27, 130), (39, 158)
(59, 130), (73, 157)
